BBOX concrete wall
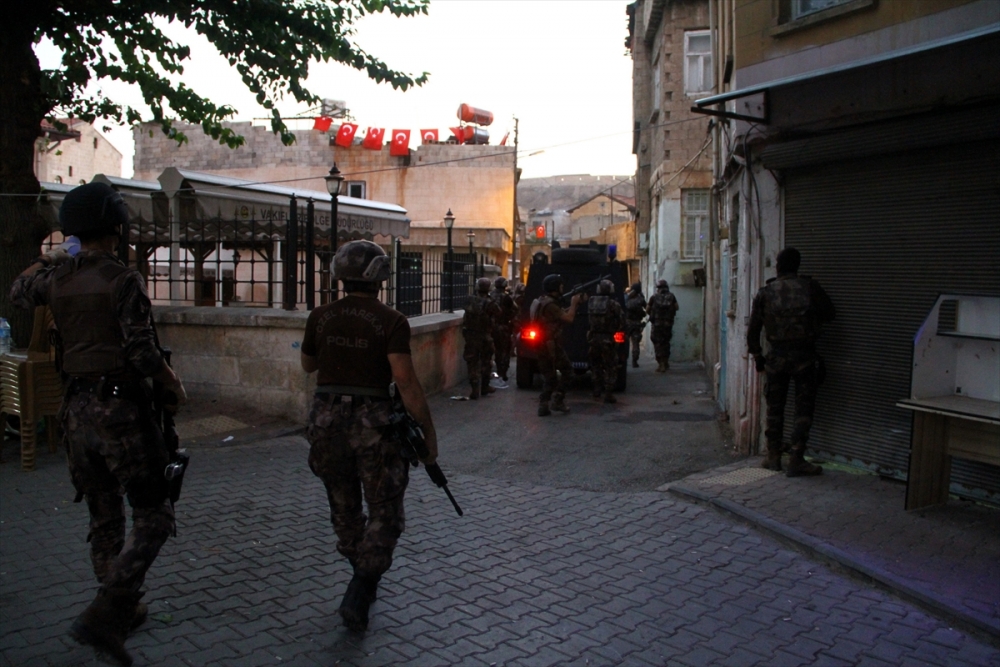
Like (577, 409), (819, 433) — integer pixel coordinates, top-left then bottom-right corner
(35, 122), (122, 185)
(154, 307), (466, 422)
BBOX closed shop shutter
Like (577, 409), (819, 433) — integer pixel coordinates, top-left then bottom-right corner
(781, 139), (1000, 498)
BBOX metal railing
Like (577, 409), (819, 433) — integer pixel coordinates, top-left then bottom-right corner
(42, 195), (488, 316)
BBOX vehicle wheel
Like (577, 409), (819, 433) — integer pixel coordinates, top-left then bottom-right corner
(515, 358), (535, 389)
(614, 360), (627, 392)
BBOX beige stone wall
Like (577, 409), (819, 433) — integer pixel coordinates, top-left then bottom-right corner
(35, 122), (123, 185)
(133, 122), (515, 253)
(735, 0), (979, 70)
(154, 307), (466, 422)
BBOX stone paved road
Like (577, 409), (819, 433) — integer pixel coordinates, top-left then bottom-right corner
(3, 438), (999, 666)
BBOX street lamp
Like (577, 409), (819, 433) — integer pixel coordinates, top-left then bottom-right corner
(444, 208), (455, 313)
(325, 163), (345, 299)
(467, 230), (476, 280)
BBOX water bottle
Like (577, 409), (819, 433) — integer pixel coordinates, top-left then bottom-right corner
(0, 318), (11, 355)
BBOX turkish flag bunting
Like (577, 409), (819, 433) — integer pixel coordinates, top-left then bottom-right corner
(421, 129), (439, 144)
(390, 129), (411, 156)
(333, 123), (359, 147)
(449, 126), (465, 145)
(313, 116), (333, 132)
(363, 127), (385, 150)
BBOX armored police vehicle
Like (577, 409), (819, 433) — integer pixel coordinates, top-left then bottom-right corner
(514, 242), (630, 391)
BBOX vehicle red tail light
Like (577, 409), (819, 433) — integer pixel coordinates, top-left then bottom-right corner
(614, 331), (626, 344)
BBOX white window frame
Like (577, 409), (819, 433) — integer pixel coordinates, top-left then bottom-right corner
(681, 189), (709, 260)
(346, 181), (366, 199)
(684, 30), (713, 96)
(652, 59), (662, 113)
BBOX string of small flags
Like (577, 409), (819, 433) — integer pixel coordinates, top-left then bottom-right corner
(311, 104), (507, 154)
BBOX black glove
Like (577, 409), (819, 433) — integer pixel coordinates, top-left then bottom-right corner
(754, 355), (766, 372)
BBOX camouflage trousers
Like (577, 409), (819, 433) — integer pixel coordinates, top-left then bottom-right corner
(625, 321), (645, 362)
(764, 349), (820, 454)
(587, 333), (618, 395)
(463, 331), (494, 391)
(537, 342), (572, 404)
(306, 394), (409, 578)
(492, 325), (513, 379)
(650, 323), (674, 362)
(62, 388), (175, 592)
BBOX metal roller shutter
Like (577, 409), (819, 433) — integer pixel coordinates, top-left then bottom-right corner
(782, 139), (1000, 500)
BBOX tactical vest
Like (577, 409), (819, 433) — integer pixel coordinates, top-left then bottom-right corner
(490, 289), (514, 327)
(650, 291), (677, 324)
(463, 294), (493, 334)
(625, 294), (646, 321)
(530, 295), (563, 340)
(48, 255), (132, 378)
(588, 296), (614, 334)
(763, 275), (820, 344)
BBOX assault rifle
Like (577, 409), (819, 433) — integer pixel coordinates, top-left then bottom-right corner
(559, 274), (610, 303)
(152, 344), (189, 521)
(389, 386), (463, 516)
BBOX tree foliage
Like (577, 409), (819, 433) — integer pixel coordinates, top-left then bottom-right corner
(40, 0), (429, 145)
(0, 0), (428, 344)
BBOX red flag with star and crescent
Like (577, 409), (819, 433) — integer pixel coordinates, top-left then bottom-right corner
(363, 127), (385, 150)
(333, 123), (358, 147)
(390, 129), (411, 156)
(421, 129), (439, 144)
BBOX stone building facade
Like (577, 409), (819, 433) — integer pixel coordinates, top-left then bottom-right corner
(35, 120), (122, 185)
(628, 0), (714, 364)
(133, 121), (516, 273)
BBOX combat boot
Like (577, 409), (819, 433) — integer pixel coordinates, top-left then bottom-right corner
(70, 588), (140, 667)
(663, 360), (670, 370)
(655, 361), (666, 373)
(340, 572), (380, 632)
(761, 447), (782, 471)
(538, 402), (552, 417)
(129, 601), (148, 631)
(632, 358), (639, 368)
(481, 382), (496, 396)
(469, 385), (480, 400)
(551, 394), (570, 414)
(603, 392), (617, 404)
(786, 450), (822, 477)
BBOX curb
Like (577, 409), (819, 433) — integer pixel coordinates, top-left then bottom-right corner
(668, 483), (1000, 643)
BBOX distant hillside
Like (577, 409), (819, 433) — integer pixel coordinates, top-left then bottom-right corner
(518, 174), (635, 213)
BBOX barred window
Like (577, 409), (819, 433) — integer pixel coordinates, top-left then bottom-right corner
(682, 189), (709, 260)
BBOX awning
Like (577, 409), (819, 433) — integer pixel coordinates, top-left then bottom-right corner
(158, 168), (410, 243)
(692, 22), (1000, 123)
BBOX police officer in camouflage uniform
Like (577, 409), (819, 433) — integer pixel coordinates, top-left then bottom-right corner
(587, 280), (626, 403)
(530, 274), (587, 416)
(301, 240), (439, 632)
(624, 282), (647, 368)
(489, 277), (517, 382)
(747, 247), (836, 477)
(10, 182), (187, 667)
(463, 277), (502, 399)
(647, 279), (679, 372)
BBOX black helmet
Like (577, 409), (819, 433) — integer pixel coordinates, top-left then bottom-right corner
(630, 282), (642, 293)
(776, 247), (801, 275)
(656, 279), (669, 291)
(59, 182), (128, 237)
(598, 279), (613, 295)
(542, 274), (564, 294)
(494, 277), (508, 291)
(476, 277), (492, 294)
(333, 240), (390, 282)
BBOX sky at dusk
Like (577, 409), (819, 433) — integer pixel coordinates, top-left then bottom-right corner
(36, 1), (637, 181)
